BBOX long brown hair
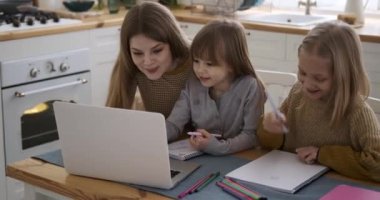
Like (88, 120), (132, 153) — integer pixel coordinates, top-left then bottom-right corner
(190, 19), (266, 106)
(106, 1), (190, 108)
(298, 21), (370, 127)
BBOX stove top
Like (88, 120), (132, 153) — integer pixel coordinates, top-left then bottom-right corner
(0, 11), (81, 33)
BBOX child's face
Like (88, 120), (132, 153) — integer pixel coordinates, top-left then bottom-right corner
(298, 50), (333, 101)
(192, 58), (233, 92)
(129, 34), (174, 80)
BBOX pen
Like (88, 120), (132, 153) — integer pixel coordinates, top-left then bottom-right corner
(189, 173), (214, 194)
(223, 178), (267, 200)
(187, 132), (222, 138)
(195, 171), (220, 192)
(178, 173), (213, 198)
(216, 181), (254, 200)
(266, 92), (289, 133)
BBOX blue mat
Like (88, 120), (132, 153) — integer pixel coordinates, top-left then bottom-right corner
(33, 150), (380, 200)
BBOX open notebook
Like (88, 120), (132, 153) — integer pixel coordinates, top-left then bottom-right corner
(225, 150), (329, 193)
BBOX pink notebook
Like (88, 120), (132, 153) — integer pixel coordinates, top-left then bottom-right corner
(320, 184), (380, 200)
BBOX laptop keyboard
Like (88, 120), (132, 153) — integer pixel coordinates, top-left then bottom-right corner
(170, 170), (180, 178)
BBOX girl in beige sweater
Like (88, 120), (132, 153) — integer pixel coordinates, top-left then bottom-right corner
(259, 21), (380, 182)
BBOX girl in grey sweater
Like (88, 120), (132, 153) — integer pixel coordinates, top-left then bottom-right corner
(166, 19), (266, 155)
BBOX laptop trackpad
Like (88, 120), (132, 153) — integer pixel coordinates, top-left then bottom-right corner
(170, 159), (200, 187)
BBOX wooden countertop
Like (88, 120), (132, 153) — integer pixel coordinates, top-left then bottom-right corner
(1, 8), (380, 43)
(6, 149), (380, 199)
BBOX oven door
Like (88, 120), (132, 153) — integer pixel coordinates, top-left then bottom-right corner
(2, 71), (91, 164)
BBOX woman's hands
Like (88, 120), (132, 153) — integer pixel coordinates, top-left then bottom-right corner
(263, 112), (288, 134)
(296, 146), (319, 164)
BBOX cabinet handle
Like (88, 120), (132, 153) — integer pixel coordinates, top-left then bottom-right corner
(180, 24), (189, 29)
(14, 78), (88, 97)
(246, 32), (251, 36)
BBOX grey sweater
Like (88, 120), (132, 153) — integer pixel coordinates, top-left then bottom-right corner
(166, 74), (264, 155)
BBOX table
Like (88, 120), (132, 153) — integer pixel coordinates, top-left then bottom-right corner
(6, 149), (380, 200)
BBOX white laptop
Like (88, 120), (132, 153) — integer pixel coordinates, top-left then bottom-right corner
(53, 101), (200, 189)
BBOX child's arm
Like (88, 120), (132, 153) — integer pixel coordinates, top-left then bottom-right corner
(317, 104), (380, 182)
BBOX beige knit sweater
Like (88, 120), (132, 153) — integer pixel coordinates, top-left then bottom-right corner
(135, 60), (192, 118)
(258, 83), (380, 182)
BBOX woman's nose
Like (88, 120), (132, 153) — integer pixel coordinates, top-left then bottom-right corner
(143, 54), (153, 65)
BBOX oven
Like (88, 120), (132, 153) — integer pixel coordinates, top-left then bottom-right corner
(1, 48), (91, 165)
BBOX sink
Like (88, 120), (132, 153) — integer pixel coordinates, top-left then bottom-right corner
(242, 13), (335, 26)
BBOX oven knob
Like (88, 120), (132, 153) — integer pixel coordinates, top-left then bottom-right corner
(30, 68), (40, 78)
(47, 61), (56, 72)
(59, 63), (70, 72)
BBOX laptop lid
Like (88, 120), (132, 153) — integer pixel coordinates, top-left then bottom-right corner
(53, 101), (199, 189)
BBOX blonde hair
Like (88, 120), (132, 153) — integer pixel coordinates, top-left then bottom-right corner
(190, 19), (266, 105)
(298, 21), (370, 127)
(106, 1), (190, 108)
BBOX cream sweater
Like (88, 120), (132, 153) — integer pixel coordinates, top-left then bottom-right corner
(258, 83), (380, 182)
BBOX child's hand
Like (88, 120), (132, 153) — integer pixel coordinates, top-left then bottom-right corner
(189, 129), (211, 150)
(296, 146), (319, 164)
(263, 112), (288, 134)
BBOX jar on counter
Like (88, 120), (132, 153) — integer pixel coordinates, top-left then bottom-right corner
(108, 0), (120, 13)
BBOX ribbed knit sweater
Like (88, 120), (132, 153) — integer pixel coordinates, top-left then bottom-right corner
(257, 83), (380, 182)
(135, 60), (192, 118)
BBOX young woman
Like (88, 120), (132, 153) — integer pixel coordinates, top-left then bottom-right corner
(166, 19), (266, 155)
(259, 21), (380, 182)
(106, 1), (191, 118)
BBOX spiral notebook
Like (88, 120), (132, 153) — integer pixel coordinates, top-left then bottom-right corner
(169, 139), (203, 160)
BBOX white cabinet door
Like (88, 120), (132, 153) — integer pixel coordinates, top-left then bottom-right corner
(362, 42), (380, 98)
(246, 29), (289, 71)
(179, 22), (203, 39)
(90, 26), (121, 106)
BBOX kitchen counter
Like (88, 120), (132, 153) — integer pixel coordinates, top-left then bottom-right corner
(1, 8), (380, 43)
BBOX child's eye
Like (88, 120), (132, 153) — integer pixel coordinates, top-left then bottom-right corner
(206, 62), (213, 66)
(193, 59), (199, 63)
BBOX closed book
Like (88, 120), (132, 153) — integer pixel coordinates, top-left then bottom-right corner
(226, 150), (329, 194)
(320, 184), (380, 200)
(169, 139), (203, 160)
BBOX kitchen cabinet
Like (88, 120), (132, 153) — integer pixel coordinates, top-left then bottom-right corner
(179, 22), (203, 39)
(90, 26), (120, 106)
(362, 42), (380, 99)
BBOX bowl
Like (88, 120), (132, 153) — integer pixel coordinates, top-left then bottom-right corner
(63, 0), (95, 12)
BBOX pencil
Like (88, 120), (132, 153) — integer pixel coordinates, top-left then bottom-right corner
(266, 91), (289, 133)
(178, 174), (211, 198)
(194, 171), (220, 192)
(223, 178), (267, 200)
(216, 181), (254, 200)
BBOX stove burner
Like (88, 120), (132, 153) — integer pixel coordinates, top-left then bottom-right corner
(0, 11), (60, 28)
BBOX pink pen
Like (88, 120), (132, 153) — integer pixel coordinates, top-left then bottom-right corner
(187, 132), (222, 138)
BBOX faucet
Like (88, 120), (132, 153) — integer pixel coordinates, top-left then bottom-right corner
(298, 0), (317, 15)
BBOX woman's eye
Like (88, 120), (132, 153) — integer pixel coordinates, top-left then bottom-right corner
(153, 49), (162, 54)
(132, 52), (143, 56)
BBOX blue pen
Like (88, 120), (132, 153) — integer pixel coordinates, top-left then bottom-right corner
(266, 92), (289, 133)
